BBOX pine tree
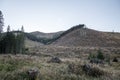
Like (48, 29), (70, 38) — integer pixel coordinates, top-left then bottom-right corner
(3, 25), (16, 54)
(0, 24), (25, 54)
(21, 26), (25, 53)
(0, 11), (4, 41)
(21, 25), (24, 32)
(5, 26), (12, 53)
(15, 26), (25, 54)
(7, 25), (10, 32)
(5, 26), (11, 53)
(0, 11), (4, 33)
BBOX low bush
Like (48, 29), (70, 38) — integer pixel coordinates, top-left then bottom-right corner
(68, 63), (106, 77)
(82, 64), (105, 77)
(113, 57), (118, 62)
(97, 50), (104, 60)
(48, 57), (62, 63)
(88, 50), (105, 61)
(68, 63), (83, 75)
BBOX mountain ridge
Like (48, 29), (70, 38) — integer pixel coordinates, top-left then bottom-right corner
(51, 24), (120, 47)
(23, 24), (120, 47)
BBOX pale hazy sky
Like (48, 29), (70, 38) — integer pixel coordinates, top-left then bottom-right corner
(0, 0), (120, 33)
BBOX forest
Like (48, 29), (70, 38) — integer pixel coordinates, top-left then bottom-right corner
(0, 11), (25, 54)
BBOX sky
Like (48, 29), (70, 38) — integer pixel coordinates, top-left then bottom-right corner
(0, 0), (120, 33)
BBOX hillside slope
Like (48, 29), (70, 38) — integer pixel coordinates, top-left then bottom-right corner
(25, 31), (63, 44)
(25, 38), (43, 47)
(51, 24), (120, 47)
(30, 31), (63, 39)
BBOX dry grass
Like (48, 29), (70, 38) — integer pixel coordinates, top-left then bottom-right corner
(0, 53), (119, 80)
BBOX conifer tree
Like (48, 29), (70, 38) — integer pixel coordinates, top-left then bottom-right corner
(0, 11), (4, 33)
(5, 25), (11, 53)
(21, 26), (25, 53)
(4, 25), (15, 53)
(0, 13), (25, 54)
(0, 11), (4, 41)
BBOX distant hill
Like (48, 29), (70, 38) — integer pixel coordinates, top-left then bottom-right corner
(25, 31), (63, 45)
(51, 24), (120, 47)
(14, 24), (120, 47)
(30, 31), (63, 39)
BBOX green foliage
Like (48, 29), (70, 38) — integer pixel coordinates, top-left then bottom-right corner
(0, 56), (31, 72)
(88, 53), (96, 60)
(88, 50), (105, 60)
(0, 26), (25, 54)
(97, 50), (104, 60)
(0, 63), (14, 72)
(0, 71), (30, 80)
(0, 31), (16, 53)
(0, 64), (17, 71)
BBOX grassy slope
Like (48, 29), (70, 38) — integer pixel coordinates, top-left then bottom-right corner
(51, 27), (120, 47)
(25, 38), (43, 48)
(25, 25), (120, 47)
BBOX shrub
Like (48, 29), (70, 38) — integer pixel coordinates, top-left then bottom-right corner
(113, 57), (118, 62)
(97, 50), (104, 60)
(68, 63), (106, 77)
(48, 57), (62, 63)
(88, 50), (105, 61)
(88, 53), (96, 60)
(90, 58), (104, 64)
(27, 67), (40, 80)
(68, 63), (83, 75)
(82, 64), (105, 77)
(0, 64), (17, 72)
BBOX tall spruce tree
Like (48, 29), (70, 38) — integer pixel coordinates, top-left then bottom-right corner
(15, 26), (25, 54)
(15, 33), (21, 54)
(0, 11), (4, 33)
(0, 11), (4, 41)
(5, 25), (11, 53)
(21, 26), (25, 53)
(4, 25), (15, 53)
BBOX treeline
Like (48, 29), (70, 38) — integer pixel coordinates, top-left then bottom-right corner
(0, 26), (25, 54)
(25, 33), (51, 44)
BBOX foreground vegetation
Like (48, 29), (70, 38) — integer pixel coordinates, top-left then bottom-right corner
(0, 53), (119, 80)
